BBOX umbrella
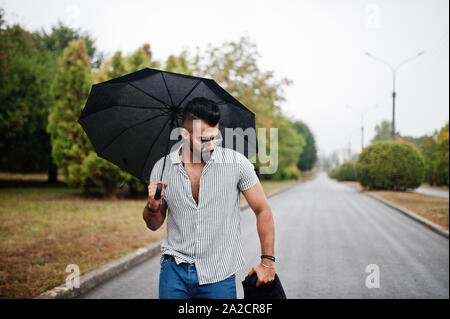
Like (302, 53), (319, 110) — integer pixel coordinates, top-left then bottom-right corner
(77, 67), (257, 199)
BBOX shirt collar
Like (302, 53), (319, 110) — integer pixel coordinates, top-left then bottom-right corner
(170, 141), (217, 165)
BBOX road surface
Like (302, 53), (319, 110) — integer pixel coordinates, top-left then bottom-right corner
(80, 172), (449, 299)
(412, 186), (449, 199)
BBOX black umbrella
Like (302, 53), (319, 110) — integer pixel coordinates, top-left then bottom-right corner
(77, 67), (257, 199)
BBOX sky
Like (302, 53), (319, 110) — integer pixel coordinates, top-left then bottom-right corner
(1, 0), (449, 157)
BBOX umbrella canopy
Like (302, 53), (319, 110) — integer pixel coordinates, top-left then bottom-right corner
(77, 67), (258, 184)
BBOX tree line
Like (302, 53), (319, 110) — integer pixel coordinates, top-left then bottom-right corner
(0, 9), (317, 196)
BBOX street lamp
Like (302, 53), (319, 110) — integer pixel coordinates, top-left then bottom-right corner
(345, 104), (380, 152)
(365, 51), (425, 140)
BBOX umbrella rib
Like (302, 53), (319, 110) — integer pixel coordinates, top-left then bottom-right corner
(127, 82), (171, 109)
(176, 80), (202, 108)
(161, 72), (175, 106)
(115, 104), (168, 110)
(139, 116), (172, 180)
(98, 112), (167, 155)
(80, 104), (170, 120)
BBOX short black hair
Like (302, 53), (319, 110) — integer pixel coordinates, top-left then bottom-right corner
(182, 97), (220, 128)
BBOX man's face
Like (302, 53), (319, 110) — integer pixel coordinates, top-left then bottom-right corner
(183, 118), (220, 163)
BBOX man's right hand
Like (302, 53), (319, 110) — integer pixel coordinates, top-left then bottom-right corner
(147, 181), (168, 211)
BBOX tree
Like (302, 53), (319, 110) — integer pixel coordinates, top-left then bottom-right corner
(419, 123), (449, 186)
(190, 36), (302, 179)
(37, 21), (103, 69)
(47, 39), (122, 196)
(165, 50), (194, 75)
(371, 120), (399, 142)
(0, 22), (56, 176)
(292, 120), (318, 171)
(93, 43), (159, 82)
(88, 44), (161, 195)
(436, 123), (449, 186)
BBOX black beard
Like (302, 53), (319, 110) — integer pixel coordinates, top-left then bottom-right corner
(190, 143), (211, 163)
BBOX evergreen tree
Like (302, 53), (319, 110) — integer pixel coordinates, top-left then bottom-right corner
(47, 39), (121, 196)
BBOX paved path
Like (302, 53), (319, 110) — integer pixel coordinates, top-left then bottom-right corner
(80, 172), (449, 299)
(412, 186), (449, 199)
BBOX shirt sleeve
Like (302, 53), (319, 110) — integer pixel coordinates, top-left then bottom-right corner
(238, 157), (259, 191)
(149, 158), (166, 205)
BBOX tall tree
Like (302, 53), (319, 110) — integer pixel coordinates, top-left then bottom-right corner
(293, 120), (318, 171)
(37, 21), (103, 69)
(417, 122), (448, 186)
(46, 39), (110, 194)
(89, 43), (161, 195)
(190, 36), (303, 179)
(371, 120), (400, 142)
(0, 21), (56, 176)
(165, 50), (194, 74)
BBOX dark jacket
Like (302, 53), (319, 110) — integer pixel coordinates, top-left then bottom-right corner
(242, 273), (287, 299)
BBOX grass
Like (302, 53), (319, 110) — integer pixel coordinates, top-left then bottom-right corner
(342, 181), (449, 230)
(0, 173), (302, 298)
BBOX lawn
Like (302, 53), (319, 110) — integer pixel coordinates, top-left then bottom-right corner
(0, 174), (301, 298)
(342, 181), (449, 230)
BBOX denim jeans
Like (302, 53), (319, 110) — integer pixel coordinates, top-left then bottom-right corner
(158, 256), (237, 299)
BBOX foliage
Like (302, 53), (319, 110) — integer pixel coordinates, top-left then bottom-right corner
(189, 36), (305, 179)
(355, 140), (425, 190)
(37, 21), (103, 69)
(371, 120), (400, 142)
(292, 120), (318, 171)
(328, 161), (357, 181)
(0, 23), (55, 173)
(418, 122), (449, 186)
(46, 39), (120, 196)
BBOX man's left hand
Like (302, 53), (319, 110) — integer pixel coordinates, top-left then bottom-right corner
(248, 261), (276, 287)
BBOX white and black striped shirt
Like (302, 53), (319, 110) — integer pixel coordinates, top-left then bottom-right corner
(149, 140), (260, 285)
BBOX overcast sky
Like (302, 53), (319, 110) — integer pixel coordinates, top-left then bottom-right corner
(1, 0), (448, 156)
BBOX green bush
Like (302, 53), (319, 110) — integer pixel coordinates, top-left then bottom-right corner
(327, 161), (357, 181)
(337, 161), (357, 181)
(327, 167), (339, 179)
(356, 140), (425, 190)
(419, 123), (449, 187)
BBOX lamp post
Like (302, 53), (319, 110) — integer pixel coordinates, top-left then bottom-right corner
(365, 51), (425, 140)
(345, 104), (380, 152)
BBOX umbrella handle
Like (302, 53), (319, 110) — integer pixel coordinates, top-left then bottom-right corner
(154, 182), (163, 200)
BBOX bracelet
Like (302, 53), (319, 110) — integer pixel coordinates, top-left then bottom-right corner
(260, 262), (275, 269)
(261, 255), (276, 262)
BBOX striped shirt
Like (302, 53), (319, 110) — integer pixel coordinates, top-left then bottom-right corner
(149, 140), (260, 285)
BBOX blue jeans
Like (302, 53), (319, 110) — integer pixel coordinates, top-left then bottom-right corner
(158, 256), (237, 299)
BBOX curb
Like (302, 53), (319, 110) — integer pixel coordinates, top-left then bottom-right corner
(354, 187), (449, 239)
(35, 176), (307, 299)
(35, 240), (163, 299)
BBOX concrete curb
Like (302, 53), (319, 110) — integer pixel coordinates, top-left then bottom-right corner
(355, 187), (449, 239)
(35, 176), (308, 299)
(35, 240), (163, 299)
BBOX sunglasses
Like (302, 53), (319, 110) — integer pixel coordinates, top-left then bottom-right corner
(200, 137), (223, 149)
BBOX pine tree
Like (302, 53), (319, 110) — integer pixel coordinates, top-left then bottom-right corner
(47, 39), (121, 196)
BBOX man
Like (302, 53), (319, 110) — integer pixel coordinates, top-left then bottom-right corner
(143, 97), (275, 299)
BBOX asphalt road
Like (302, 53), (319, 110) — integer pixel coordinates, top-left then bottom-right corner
(412, 186), (449, 199)
(80, 171), (449, 299)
